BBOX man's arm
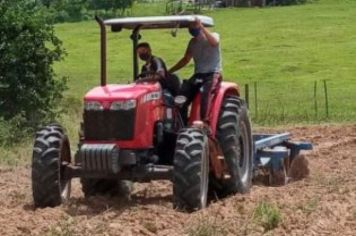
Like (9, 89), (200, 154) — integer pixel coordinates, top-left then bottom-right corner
(197, 19), (219, 47)
(168, 47), (192, 74)
(153, 57), (167, 79)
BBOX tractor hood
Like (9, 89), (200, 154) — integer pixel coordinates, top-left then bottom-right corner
(84, 83), (161, 101)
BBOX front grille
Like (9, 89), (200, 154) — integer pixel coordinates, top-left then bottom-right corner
(79, 144), (120, 174)
(84, 110), (135, 140)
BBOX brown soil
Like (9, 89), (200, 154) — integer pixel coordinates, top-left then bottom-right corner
(288, 154), (310, 181)
(1, 124), (356, 235)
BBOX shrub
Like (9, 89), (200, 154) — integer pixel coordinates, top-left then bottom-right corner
(0, 0), (67, 139)
(0, 116), (29, 146)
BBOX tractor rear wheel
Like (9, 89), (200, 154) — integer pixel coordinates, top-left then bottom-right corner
(215, 96), (253, 197)
(32, 124), (71, 207)
(81, 178), (133, 199)
(173, 128), (209, 211)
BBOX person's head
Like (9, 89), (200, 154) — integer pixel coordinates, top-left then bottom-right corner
(136, 42), (152, 62)
(188, 21), (201, 38)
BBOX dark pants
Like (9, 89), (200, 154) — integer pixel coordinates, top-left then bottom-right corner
(179, 72), (221, 124)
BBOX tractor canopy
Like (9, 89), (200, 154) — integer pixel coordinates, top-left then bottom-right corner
(104, 15), (214, 31)
(95, 15), (214, 85)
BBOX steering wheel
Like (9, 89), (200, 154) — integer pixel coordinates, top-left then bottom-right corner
(136, 72), (163, 83)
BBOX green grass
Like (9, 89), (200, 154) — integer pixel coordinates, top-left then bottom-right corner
(54, 0), (356, 125)
(253, 201), (282, 231)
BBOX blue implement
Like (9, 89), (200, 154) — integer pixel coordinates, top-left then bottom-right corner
(253, 133), (313, 171)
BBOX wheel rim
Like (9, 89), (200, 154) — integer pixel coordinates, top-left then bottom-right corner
(238, 121), (250, 183)
(59, 138), (71, 200)
(61, 180), (71, 199)
(200, 138), (209, 208)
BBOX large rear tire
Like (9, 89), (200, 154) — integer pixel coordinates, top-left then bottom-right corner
(173, 128), (209, 211)
(215, 96), (253, 197)
(32, 124), (71, 207)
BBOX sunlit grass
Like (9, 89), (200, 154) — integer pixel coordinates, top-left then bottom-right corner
(54, 0), (356, 124)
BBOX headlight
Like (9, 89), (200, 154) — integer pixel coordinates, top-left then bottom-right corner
(84, 101), (103, 111)
(143, 92), (161, 103)
(110, 99), (136, 111)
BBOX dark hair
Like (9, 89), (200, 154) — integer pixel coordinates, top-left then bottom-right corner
(136, 42), (150, 50)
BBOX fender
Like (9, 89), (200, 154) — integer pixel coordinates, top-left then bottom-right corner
(209, 82), (240, 136)
(188, 81), (240, 136)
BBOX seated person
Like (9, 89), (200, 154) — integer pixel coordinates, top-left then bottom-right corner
(136, 42), (180, 96)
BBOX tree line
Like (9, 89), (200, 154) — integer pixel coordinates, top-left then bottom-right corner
(38, 0), (135, 23)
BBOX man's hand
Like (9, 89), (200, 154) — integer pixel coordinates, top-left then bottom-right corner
(136, 72), (162, 83)
(196, 17), (219, 47)
(195, 17), (203, 29)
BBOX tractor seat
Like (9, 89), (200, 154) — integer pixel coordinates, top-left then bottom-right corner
(161, 73), (181, 97)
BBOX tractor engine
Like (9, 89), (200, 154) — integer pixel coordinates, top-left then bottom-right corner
(75, 82), (173, 176)
(82, 83), (164, 148)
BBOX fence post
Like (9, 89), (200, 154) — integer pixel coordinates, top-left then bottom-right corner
(245, 84), (249, 109)
(314, 81), (318, 118)
(323, 80), (329, 118)
(254, 81), (258, 118)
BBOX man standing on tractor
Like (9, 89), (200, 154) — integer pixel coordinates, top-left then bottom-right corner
(136, 42), (180, 96)
(168, 18), (222, 124)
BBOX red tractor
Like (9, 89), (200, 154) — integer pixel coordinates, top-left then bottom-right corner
(32, 15), (253, 211)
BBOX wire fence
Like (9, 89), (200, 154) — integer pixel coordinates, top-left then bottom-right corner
(240, 79), (356, 125)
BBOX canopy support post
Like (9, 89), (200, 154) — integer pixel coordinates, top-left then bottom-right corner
(130, 26), (141, 81)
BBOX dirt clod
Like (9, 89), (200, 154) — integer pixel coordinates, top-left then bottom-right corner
(288, 154), (310, 181)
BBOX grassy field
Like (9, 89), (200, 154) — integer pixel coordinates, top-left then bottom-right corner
(55, 0), (356, 124)
(1, 0), (356, 165)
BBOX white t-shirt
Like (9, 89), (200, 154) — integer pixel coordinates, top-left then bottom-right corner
(187, 32), (222, 74)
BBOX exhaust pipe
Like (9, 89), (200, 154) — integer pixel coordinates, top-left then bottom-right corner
(95, 16), (107, 87)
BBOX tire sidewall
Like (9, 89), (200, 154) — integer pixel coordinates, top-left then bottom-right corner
(216, 97), (253, 195)
(32, 124), (71, 207)
(172, 128), (210, 211)
(237, 104), (253, 192)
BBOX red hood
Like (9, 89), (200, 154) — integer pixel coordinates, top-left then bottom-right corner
(84, 83), (161, 101)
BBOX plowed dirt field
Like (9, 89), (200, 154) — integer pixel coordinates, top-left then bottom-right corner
(1, 125), (355, 236)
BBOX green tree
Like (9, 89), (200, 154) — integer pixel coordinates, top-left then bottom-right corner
(89, 0), (134, 16)
(63, 0), (88, 21)
(112, 0), (134, 15)
(40, 0), (53, 8)
(0, 0), (67, 130)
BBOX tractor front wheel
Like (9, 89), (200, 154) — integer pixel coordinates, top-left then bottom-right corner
(173, 128), (209, 211)
(32, 124), (71, 207)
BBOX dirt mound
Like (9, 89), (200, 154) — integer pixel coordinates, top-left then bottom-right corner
(288, 154), (310, 181)
(1, 124), (356, 235)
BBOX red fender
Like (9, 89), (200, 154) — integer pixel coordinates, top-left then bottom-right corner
(209, 82), (240, 136)
(188, 81), (240, 136)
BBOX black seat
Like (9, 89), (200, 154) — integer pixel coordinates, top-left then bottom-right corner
(161, 73), (181, 97)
